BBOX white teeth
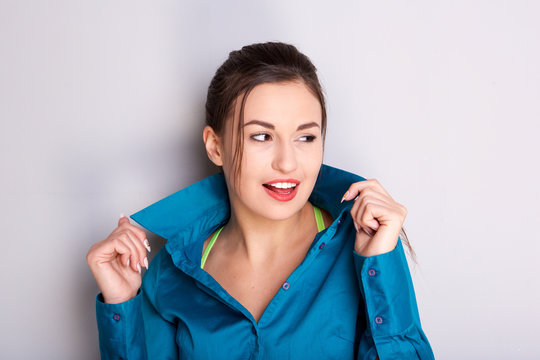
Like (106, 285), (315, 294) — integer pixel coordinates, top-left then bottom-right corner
(268, 182), (297, 189)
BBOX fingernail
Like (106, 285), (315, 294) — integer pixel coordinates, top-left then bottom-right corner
(126, 258), (130, 267)
(362, 227), (374, 237)
(143, 257), (149, 270)
(341, 191), (349, 203)
(144, 239), (151, 252)
(120, 212), (125, 218)
(137, 262), (141, 274)
(353, 221), (359, 232)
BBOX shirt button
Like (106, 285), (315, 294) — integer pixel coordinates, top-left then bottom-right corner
(113, 313), (121, 321)
(375, 316), (383, 324)
(319, 242), (325, 249)
(368, 268), (376, 277)
(282, 282), (290, 290)
(337, 218), (343, 225)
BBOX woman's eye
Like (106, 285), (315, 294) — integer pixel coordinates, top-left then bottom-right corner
(299, 135), (316, 142)
(251, 133), (271, 142)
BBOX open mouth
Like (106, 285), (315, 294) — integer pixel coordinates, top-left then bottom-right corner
(263, 182), (298, 194)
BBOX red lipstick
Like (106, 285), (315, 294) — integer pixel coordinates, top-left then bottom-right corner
(262, 179), (300, 202)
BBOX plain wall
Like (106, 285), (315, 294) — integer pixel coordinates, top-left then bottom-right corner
(1, 1), (539, 359)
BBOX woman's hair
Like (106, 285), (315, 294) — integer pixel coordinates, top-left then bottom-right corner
(204, 41), (416, 264)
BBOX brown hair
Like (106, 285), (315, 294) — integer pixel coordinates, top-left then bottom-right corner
(204, 41), (416, 263)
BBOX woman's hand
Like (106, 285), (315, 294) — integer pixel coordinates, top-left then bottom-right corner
(341, 179), (407, 257)
(86, 214), (151, 304)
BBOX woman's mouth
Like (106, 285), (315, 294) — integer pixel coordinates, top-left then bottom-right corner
(262, 180), (300, 201)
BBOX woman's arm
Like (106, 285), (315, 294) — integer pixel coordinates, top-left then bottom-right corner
(95, 248), (179, 359)
(352, 237), (435, 359)
(342, 180), (434, 359)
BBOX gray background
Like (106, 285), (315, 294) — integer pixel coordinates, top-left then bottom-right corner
(1, 1), (539, 359)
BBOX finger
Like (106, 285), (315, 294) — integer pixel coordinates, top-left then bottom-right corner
(117, 213), (150, 252)
(118, 213), (131, 227)
(118, 252), (130, 267)
(349, 188), (391, 225)
(130, 227), (150, 253)
(359, 201), (392, 231)
(115, 233), (141, 273)
(124, 229), (149, 270)
(350, 196), (389, 231)
(354, 188), (392, 205)
(363, 227), (376, 237)
(341, 179), (393, 203)
(122, 225), (151, 253)
(107, 237), (136, 269)
(350, 199), (373, 235)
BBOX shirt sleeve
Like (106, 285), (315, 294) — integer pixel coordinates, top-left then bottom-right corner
(95, 290), (147, 360)
(352, 236), (435, 360)
(95, 249), (178, 360)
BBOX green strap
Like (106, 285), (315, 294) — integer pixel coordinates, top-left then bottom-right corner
(201, 205), (326, 269)
(313, 205), (326, 232)
(201, 226), (223, 269)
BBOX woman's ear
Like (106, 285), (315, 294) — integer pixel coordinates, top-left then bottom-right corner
(203, 126), (224, 166)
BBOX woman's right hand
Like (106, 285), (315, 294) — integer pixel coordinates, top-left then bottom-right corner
(86, 213), (151, 304)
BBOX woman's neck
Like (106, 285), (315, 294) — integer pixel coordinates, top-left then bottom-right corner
(222, 200), (315, 266)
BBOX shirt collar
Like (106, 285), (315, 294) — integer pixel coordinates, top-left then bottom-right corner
(129, 163), (365, 254)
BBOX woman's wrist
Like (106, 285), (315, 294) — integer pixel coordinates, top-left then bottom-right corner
(103, 290), (139, 304)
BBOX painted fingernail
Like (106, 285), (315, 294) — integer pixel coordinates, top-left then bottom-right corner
(137, 262), (141, 274)
(362, 227), (374, 237)
(341, 191), (349, 203)
(144, 239), (151, 252)
(143, 257), (149, 270)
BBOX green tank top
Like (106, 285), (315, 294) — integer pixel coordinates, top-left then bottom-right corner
(201, 205), (326, 269)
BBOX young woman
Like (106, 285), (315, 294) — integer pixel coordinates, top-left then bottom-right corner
(87, 41), (435, 359)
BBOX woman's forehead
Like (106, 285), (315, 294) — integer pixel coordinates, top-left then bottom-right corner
(238, 82), (322, 126)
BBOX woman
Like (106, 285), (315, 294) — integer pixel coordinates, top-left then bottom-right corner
(87, 41), (435, 359)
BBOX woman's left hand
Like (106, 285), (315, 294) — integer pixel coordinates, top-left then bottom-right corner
(341, 179), (407, 257)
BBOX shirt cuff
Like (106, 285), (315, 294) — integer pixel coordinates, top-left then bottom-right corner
(352, 237), (417, 337)
(95, 289), (145, 360)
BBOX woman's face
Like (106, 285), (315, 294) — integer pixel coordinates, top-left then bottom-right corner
(221, 80), (324, 221)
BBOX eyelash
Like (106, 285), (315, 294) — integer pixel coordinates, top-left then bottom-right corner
(250, 133), (316, 143)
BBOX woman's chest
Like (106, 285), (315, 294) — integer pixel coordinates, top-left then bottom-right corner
(203, 241), (311, 323)
(162, 244), (361, 360)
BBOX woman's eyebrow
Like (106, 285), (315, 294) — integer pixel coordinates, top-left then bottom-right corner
(243, 120), (320, 131)
(297, 122), (320, 131)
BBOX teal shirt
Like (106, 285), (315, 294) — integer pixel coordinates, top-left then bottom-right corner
(95, 164), (435, 359)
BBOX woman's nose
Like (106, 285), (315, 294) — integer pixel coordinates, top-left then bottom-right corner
(272, 141), (298, 173)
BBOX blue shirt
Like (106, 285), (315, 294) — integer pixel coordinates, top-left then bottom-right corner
(95, 163), (435, 359)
